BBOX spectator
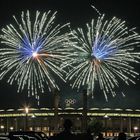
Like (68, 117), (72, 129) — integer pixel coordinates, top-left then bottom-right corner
(85, 128), (93, 140)
(52, 119), (76, 140)
(118, 132), (126, 140)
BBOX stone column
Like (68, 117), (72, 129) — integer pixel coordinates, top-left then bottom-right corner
(53, 89), (60, 133)
(82, 89), (88, 132)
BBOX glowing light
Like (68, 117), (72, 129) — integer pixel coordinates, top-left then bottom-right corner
(32, 52), (38, 58)
(133, 126), (138, 131)
(25, 107), (29, 114)
(64, 15), (140, 100)
(10, 126), (14, 130)
(0, 125), (4, 129)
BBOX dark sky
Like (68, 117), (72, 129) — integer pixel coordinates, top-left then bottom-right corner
(0, 0), (140, 109)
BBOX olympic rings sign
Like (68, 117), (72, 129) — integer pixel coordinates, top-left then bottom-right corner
(65, 99), (76, 105)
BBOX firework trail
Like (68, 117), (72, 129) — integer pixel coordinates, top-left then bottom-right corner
(0, 10), (69, 100)
(64, 15), (140, 100)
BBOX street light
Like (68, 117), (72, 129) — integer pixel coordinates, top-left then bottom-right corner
(133, 126), (138, 136)
(25, 107), (29, 131)
(104, 114), (109, 136)
(0, 125), (4, 133)
(10, 126), (14, 131)
(31, 114), (36, 131)
(0, 125), (4, 129)
(104, 114), (109, 118)
(25, 107), (29, 114)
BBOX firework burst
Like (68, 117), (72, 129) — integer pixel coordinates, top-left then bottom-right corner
(0, 10), (69, 99)
(64, 15), (140, 100)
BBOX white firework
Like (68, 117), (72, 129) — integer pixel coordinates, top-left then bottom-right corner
(64, 15), (140, 100)
(0, 10), (70, 99)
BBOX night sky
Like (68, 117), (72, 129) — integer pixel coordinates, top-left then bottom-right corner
(0, 0), (140, 109)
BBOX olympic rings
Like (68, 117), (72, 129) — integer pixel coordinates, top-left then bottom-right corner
(65, 99), (76, 104)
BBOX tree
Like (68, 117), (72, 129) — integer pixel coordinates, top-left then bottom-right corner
(88, 118), (104, 136)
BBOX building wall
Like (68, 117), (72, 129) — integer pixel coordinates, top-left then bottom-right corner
(0, 111), (140, 137)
